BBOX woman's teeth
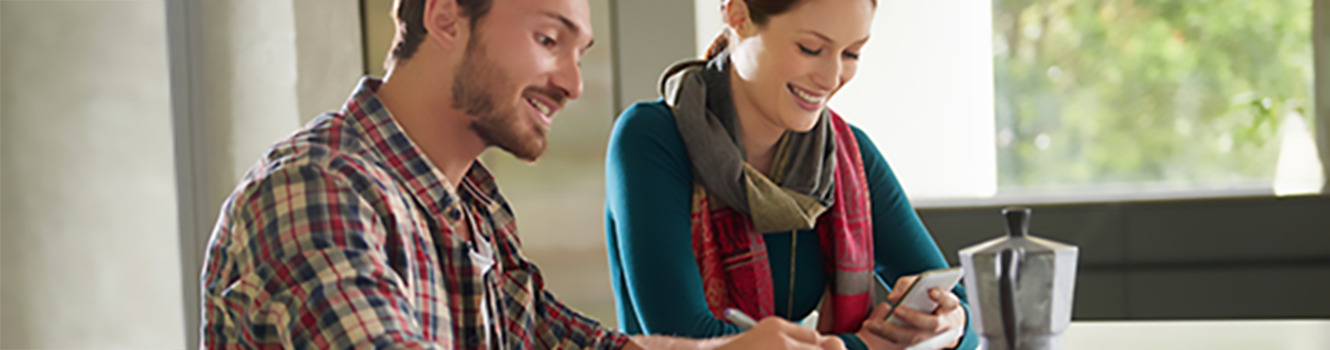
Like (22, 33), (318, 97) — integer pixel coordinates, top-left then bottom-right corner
(792, 86), (824, 103)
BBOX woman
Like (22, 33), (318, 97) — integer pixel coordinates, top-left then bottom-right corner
(604, 0), (977, 349)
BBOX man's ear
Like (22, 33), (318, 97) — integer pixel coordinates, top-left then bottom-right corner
(724, 0), (756, 39)
(423, 0), (465, 52)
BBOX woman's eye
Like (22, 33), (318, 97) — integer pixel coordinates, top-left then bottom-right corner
(798, 44), (822, 56)
(536, 34), (556, 47)
(843, 51), (861, 60)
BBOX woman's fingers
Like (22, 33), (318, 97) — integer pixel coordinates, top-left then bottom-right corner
(891, 305), (941, 332)
(931, 288), (961, 313)
(886, 275), (919, 303)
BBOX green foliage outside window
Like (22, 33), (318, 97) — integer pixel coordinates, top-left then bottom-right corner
(995, 0), (1314, 190)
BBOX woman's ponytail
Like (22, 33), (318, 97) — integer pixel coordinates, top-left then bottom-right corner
(705, 33), (729, 60)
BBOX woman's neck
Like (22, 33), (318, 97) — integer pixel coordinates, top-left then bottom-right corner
(728, 68), (786, 176)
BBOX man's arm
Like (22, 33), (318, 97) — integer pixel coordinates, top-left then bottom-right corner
(202, 162), (446, 349)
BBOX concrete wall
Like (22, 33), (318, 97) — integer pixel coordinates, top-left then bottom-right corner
(1, 1), (183, 348)
(0, 0), (362, 347)
(167, 0), (363, 347)
(610, 0), (697, 112)
(1317, 0), (1330, 193)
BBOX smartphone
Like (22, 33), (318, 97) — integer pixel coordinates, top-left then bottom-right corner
(881, 267), (964, 327)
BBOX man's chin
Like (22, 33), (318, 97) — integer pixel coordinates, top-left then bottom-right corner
(471, 116), (548, 162)
(488, 128), (547, 163)
(498, 140), (546, 163)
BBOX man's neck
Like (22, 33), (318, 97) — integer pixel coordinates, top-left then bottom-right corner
(376, 64), (488, 190)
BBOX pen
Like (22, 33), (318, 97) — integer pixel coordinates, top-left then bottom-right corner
(723, 308), (759, 330)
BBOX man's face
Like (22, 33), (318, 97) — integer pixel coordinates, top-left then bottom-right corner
(451, 0), (593, 162)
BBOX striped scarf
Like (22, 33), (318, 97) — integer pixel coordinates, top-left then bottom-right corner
(663, 58), (875, 334)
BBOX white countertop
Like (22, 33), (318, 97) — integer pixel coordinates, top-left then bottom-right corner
(1058, 319), (1330, 350)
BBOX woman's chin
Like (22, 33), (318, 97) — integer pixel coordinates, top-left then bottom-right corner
(783, 111), (823, 132)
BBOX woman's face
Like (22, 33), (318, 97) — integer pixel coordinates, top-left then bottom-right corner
(728, 0), (874, 132)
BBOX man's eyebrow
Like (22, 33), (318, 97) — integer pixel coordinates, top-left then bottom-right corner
(543, 11), (594, 51)
(543, 11), (582, 35)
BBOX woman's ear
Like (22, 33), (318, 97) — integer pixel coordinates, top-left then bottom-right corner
(724, 0), (757, 39)
(422, 0), (464, 52)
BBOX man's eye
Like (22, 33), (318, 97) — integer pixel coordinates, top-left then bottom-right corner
(536, 34), (556, 47)
(798, 44), (822, 56)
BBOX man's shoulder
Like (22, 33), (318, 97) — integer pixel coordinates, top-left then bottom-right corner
(268, 113), (371, 167)
(226, 112), (404, 213)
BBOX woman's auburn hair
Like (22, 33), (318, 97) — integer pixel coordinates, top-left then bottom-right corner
(704, 0), (876, 60)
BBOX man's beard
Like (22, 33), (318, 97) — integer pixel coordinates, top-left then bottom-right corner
(451, 38), (554, 162)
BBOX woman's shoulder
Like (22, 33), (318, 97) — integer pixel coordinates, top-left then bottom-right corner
(614, 99), (676, 132)
(829, 113), (895, 178)
(607, 99), (694, 195)
(829, 115), (877, 155)
(611, 99), (686, 147)
(826, 109), (872, 146)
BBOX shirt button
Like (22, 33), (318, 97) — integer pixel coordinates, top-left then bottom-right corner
(465, 334), (480, 347)
(447, 208), (462, 221)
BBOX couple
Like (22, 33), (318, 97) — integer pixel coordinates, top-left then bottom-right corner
(199, 0), (976, 349)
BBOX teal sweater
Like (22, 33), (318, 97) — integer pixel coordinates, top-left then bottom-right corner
(605, 100), (977, 350)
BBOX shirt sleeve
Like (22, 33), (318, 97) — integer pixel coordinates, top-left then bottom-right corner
(202, 162), (444, 349)
(851, 125), (979, 350)
(605, 101), (745, 338)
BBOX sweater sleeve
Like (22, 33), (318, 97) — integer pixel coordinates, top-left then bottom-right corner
(605, 101), (744, 338)
(851, 125), (979, 350)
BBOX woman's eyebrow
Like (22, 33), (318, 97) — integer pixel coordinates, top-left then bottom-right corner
(797, 29), (870, 46)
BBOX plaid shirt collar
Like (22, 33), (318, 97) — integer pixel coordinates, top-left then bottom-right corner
(346, 77), (628, 349)
(342, 77), (503, 231)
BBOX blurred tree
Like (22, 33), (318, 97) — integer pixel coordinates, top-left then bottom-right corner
(994, 0), (1314, 190)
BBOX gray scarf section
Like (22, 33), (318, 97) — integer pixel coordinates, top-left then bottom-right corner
(660, 55), (837, 233)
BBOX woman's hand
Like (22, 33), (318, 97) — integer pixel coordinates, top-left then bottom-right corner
(854, 302), (906, 350)
(626, 317), (845, 350)
(862, 276), (967, 349)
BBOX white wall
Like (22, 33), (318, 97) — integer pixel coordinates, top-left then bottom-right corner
(695, 0), (724, 58)
(293, 0), (368, 124)
(1, 1), (184, 348)
(694, 0), (998, 201)
(828, 0), (997, 201)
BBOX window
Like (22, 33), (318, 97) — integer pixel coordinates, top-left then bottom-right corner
(991, 0), (1321, 198)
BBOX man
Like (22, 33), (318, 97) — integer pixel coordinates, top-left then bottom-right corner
(199, 0), (845, 348)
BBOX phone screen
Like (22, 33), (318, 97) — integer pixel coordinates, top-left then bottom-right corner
(883, 267), (963, 326)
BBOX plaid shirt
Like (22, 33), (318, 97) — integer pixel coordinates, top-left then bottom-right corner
(201, 77), (629, 349)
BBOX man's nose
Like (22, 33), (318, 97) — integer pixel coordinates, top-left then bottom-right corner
(552, 56), (583, 101)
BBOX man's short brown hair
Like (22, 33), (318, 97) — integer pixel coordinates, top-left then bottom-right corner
(387, 0), (494, 69)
